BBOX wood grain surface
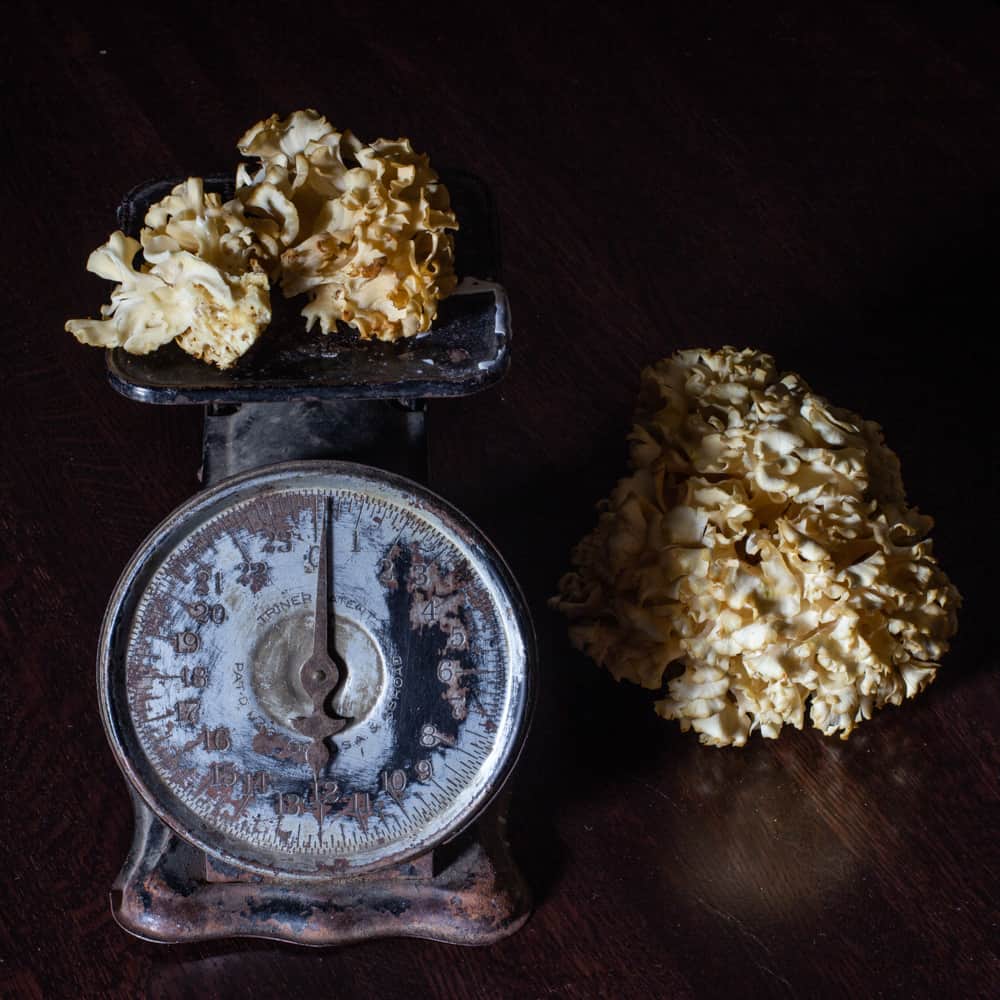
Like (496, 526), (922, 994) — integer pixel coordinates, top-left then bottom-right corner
(1, 2), (998, 997)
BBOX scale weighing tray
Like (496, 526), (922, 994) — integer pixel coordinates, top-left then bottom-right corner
(106, 169), (509, 405)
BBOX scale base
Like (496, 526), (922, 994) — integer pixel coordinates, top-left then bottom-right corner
(111, 792), (531, 946)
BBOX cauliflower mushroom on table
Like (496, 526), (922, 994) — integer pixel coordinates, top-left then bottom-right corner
(551, 347), (960, 747)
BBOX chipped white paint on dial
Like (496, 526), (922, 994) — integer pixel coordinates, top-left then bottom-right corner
(102, 464), (529, 879)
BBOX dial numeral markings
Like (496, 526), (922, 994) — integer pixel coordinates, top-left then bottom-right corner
(342, 792), (375, 832)
(173, 631), (200, 654)
(188, 602), (226, 625)
(175, 699), (200, 725)
(261, 529), (293, 553)
(237, 561), (269, 591)
(209, 762), (237, 787)
(208, 765), (271, 795)
(181, 665), (208, 687)
(275, 791), (304, 816)
(382, 768), (408, 803)
(305, 544), (320, 573)
(202, 726), (231, 751)
(275, 781), (339, 817)
(246, 770), (270, 796)
(420, 723), (455, 748)
(194, 569), (223, 596)
(377, 557), (395, 586)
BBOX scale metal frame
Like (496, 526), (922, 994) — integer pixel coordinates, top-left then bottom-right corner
(96, 172), (536, 946)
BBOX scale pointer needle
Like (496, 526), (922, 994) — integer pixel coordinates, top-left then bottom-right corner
(292, 497), (350, 835)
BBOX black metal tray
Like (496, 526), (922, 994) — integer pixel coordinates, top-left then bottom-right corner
(106, 170), (509, 404)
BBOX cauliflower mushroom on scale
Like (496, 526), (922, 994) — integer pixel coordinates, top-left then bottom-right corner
(235, 109), (458, 341)
(66, 110), (459, 367)
(66, 178), (272, 369)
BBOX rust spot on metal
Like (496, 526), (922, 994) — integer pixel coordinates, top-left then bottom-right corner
(251, 726), (303, 762)
(113, 802), (531, 946)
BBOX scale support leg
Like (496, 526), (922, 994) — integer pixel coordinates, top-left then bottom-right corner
(200, 399), (428, 487)
(111, 790), (531, 947)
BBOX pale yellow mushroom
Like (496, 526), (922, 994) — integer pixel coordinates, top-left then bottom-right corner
(236, 111), (458, 341)
(67, 112), (457, 366)
(65, 179), (272, 369)
(551, 347), (960, 746)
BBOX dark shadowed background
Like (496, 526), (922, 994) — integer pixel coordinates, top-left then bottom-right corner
(1, 2), (997, 997)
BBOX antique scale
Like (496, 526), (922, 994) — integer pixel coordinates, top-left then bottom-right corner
(96, 172), (535, 946)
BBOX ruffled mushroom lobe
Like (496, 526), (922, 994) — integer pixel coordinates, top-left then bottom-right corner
(236, 111), (458, 341)
(65, 178), (273, 369)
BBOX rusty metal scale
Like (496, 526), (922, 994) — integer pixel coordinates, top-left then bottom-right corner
(96, 174), (536, 946)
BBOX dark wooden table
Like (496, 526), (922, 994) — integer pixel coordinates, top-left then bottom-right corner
(2, 3), (998, 997)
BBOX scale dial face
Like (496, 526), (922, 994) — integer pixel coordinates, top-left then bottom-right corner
(99, 462), (533, 879)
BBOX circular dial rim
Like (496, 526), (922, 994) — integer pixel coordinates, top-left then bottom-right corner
(98, 461), (535, 880)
